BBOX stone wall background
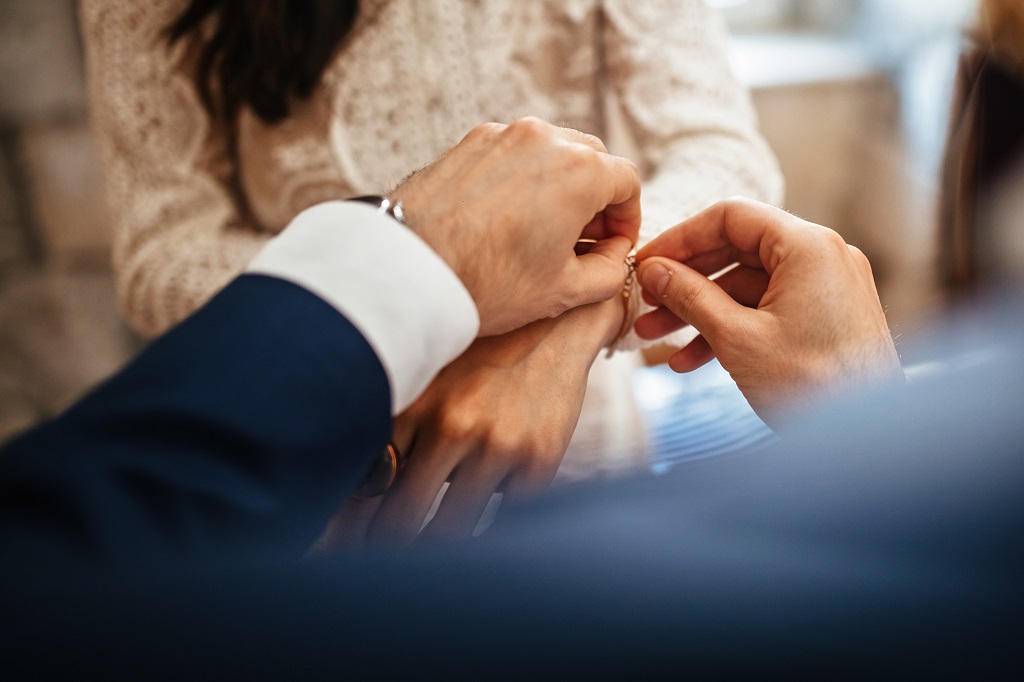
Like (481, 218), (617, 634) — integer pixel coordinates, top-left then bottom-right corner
(0, 0), (138, 440)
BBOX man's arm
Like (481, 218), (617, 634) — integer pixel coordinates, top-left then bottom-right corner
(0, 275), (394, 567)
(0, 119), (642, 567)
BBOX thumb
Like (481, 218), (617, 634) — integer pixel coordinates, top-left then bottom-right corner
(637, 257), (746, 343)
(564, 235), (634, 307)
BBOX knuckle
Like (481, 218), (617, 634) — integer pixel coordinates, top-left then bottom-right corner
(556, 145), (601, 180)
(481, 430), (516, 459)
(506, 116), (550, 141)
(522, 439), (564, 479)
(722, 195), (755, 209)
(436, 404), (479, 442)
(576, 130), (608, 153)
(621, 155), (639, 177)
(720, 195), (760, 217)
(503, 116), (552, 145)
(847, 243), (868, 264)
(847, 244), (875, 276)
(722, 196), (794, 230)
(818, 227), (849, 252)
(464, 121), (505, 143)
(569, 144), (600, 167)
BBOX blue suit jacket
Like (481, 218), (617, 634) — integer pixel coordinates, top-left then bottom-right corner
(0, 275), (391, 567)
(1, 276), (1022, 677)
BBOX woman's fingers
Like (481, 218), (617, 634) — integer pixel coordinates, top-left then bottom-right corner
(391, 413), (418, 457)
(368, 433), (461, 543)
(501, 465), (557, 504)
(318, 495), (384, 551)
(420, 460), (506, 540)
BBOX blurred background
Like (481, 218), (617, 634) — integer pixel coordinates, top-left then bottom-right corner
(0, 0), (983, 440)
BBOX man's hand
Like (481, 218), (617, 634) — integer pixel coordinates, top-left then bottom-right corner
(390, 118), (641, 336)
(634, 198), (903, 428)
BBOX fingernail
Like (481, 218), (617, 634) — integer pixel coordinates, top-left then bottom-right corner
(639, 262), (672, 297)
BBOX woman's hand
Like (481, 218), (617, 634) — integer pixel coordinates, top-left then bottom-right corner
(320, 296), (625, 547)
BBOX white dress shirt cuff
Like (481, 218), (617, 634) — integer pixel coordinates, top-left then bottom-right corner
(246, 201), (480, 413)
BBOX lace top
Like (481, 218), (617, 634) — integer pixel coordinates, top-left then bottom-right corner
(81, 0), (783, 480)
(82, 0), (781, 339)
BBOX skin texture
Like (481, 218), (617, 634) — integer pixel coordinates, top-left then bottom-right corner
(322, 296), (625, 546)
(634, 198), (904, 429)
(321, 119), (638, 545)
(391, 118), (641, 337)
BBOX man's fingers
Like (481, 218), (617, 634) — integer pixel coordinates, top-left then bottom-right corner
(593, 154), (642, 242)
(635, 203), (735, 264)
(536, 119), (639, 240)
(637, 257), (746, 342)
(636, 198), (799, 269)
(635, 306), (689, 340)
(578, 214), (607, 243)
(561, 235), (633, 309)
(507, 118), (631, 229)
(705, 265), (771, 308)
(551, 124), (609, 153)
(636, 263), (769, 341)
(461, 121), (508, 145)
(668, 336), (716, 373)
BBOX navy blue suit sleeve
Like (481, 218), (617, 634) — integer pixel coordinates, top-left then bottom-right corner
(0, 275), (392, 567)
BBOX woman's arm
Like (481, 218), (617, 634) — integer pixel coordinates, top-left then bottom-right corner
(81, 0), (268, 337)
(323, 296), (626, 545)
(323, 0), (784, 542)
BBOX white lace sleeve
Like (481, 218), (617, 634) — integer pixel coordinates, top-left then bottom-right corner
(603, 0), (784, 351)
(81, 0), (267, 338)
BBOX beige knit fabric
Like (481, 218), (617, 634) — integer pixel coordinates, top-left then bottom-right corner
(81, 0), (782, 481)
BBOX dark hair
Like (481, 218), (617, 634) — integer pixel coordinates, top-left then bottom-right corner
(167, 0), (360, 125)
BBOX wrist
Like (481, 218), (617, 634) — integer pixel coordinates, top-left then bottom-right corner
(600, 249), (638, 351)
(386, 184), (475, 307)
(248, 201), (479, 412)
(558, 295), (628, 356)
(347, 195), (405, 225)
(599, 294), (631, 349)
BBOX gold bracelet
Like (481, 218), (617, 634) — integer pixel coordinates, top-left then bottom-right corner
(605, 249), (638, 357)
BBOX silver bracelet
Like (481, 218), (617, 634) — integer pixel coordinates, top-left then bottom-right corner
(348, 195), (405, 225)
